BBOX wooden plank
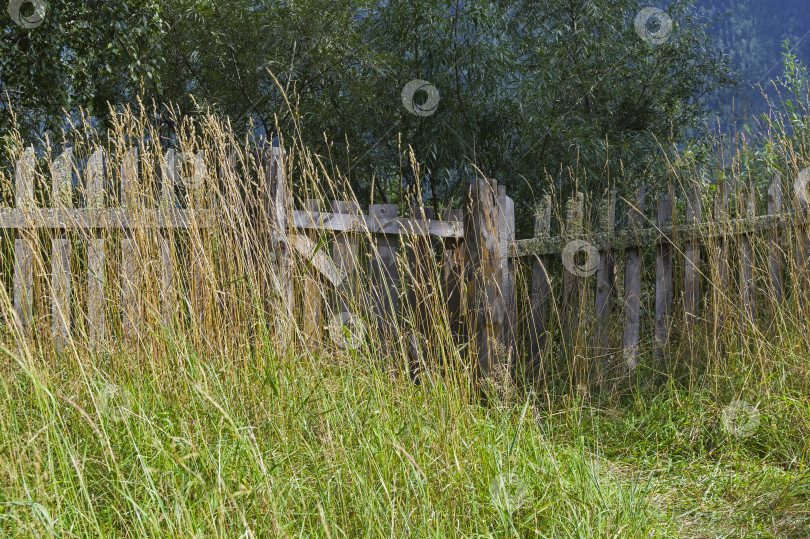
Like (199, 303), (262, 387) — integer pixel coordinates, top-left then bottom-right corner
(509, 208), (810, 257)
(528, 195), (552, 368)
(0, 207), (215, 229)
(407, 206), (435, 343)
(86, 148), (106, 345)
(331, 201), (361, 313)
(794, 169), (810, 310)
(654, 188), (673, 360)
(622, 187), (645, 377)
(303, 199), (322, 348)
(405, 205), (434, 380)
(463, 177), (505, 382)
(13, 146), (35, 335)
(51, 148), (73, 346)
(442, 209), (465, 348)
(290, 233), (345, 288)
(594, 191), (617, 384)
(767, 174), (783, 306)
(120, 147), (141, 339)
(369, 204), (400, 350)
(267, 143), (293, 320)
(740, 181), (756, 324)
(684, 183), (702, 323)
(188, 150), (209, 329)
(712, 177), (729, 355)
(561, 192), (585, 353)
(498, 186), (516, 364)
(159, 150), (177, 327)
(293, 209), (462, 238)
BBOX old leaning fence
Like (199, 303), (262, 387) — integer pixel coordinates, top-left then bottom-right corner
(3, 142), (810, 386)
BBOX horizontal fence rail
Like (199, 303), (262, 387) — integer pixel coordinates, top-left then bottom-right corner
(4, 141), (810, 392)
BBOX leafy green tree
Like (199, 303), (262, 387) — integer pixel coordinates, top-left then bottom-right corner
(1, 0), (164, 149)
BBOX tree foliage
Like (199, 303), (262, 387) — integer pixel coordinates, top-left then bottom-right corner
(3, 0), (737, 225)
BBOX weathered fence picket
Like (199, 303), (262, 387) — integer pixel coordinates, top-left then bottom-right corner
(7, 140), (810, 393)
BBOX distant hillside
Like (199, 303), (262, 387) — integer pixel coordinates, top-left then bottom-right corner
(693, 0), (810, 129)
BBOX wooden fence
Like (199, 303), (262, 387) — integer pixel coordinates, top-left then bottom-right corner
(3, 141), (810, 387)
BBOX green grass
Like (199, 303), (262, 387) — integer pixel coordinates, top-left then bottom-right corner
(0, 327), (808, 537)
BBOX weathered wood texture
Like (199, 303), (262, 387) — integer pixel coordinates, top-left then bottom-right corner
(442, 209), (465, 348)
(369, 204), (400, 348)
(768, 174), (783, 307)
(561, 192), (585, 352)
(684, 184), (702, 323)
(159, 150), (177, 327)
(622, 187), (645, 377)
(331, 201), (362, 313)
(86, 148), (106, 345)
(51, 148), (73, 346)
(14, 147), (36, 335)
(498, 186), (516, 363)
(464, 177), (505, 381)
(740, 182), (756, 324)
(529, 195), (552, 367)
(594, 191), (616, 383)
(654, 189), (673, 359)
(121, 147), (141, 339)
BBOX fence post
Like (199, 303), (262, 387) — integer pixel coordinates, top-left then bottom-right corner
(159, 150), (177, 327)
(121, 147), (141, 339)
(442, 209), (465, 350)
(622, 186), (645, 379)
(498, 186), (516, 364)
(86, 148), (106, 345)
(407, 205), (435, 377)
(331, 201), (361, 314)
(13, 146), (35, 337)
(684, 183), (702, 326)
(369, 204), (400, 361)
(712, 176), (730, 357)
(51, 148), (73, 347)
(740, 180), (756, 326)
(463, 176), (504, 382)
(561, 192), (585, 357)
(268, 141), (293, 321)
(767, 173), (783, 308)
(595, 190), (616, 386)
(529, 195), (551, 370)
(188, 150), (209, 330)
(654, 188), (673, 361)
